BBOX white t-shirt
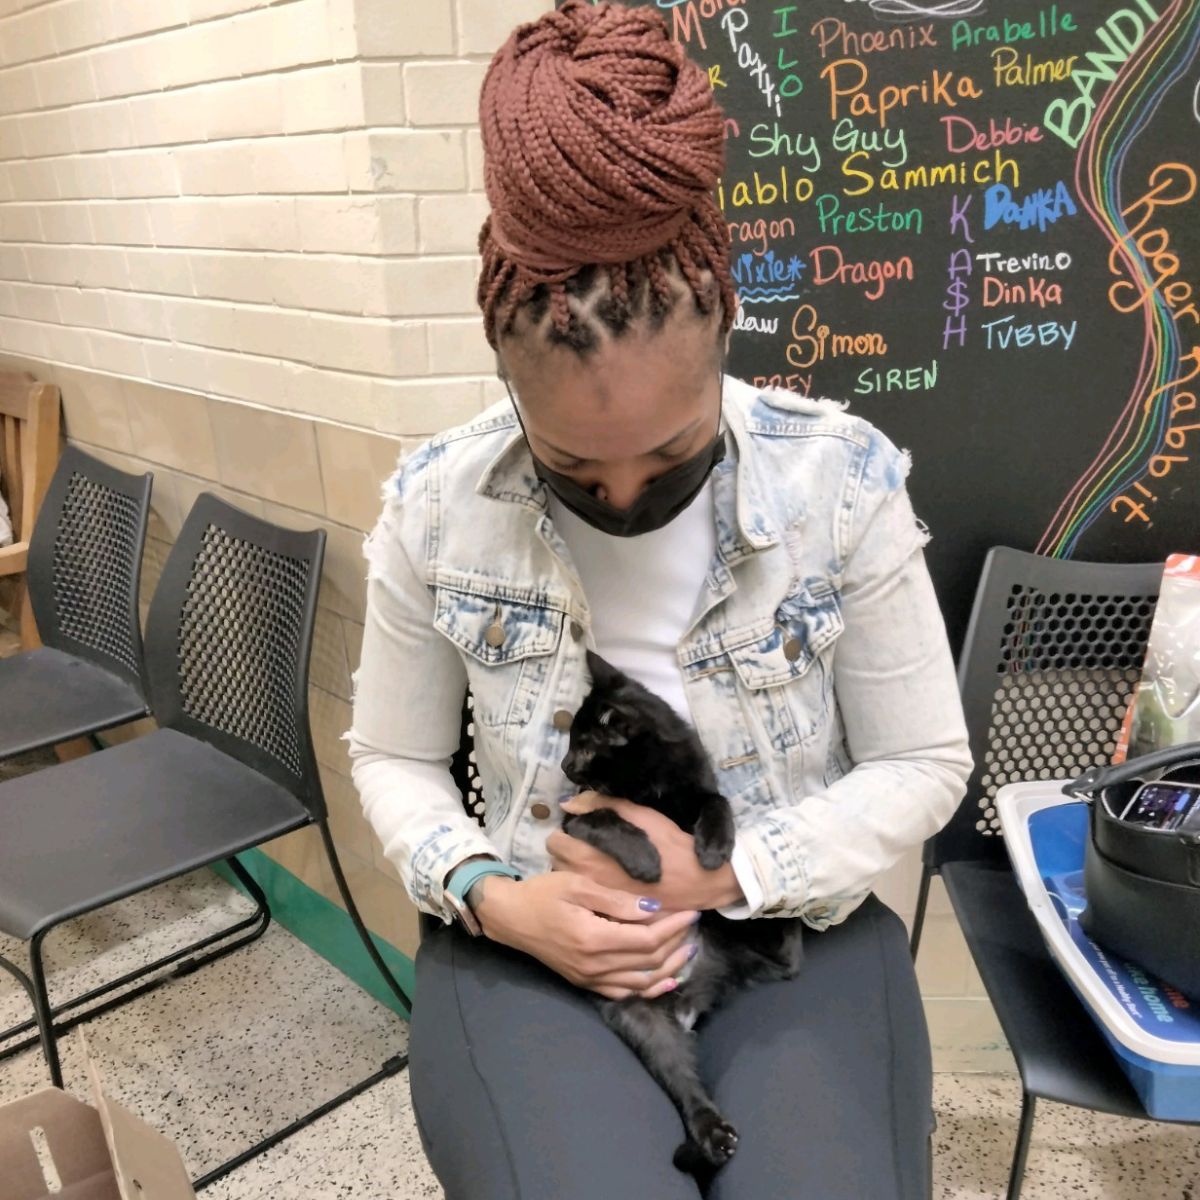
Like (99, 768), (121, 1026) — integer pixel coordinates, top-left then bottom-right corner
(546, 481), (713, 720)
(547, 478), (765, 918)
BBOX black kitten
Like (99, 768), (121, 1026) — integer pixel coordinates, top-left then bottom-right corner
(561, 650), (805, 1181)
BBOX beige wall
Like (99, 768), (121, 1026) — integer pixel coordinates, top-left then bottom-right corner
(0, 0), (540, 431)
(0, 0), (551, 958)
(0, 0), (1005, 1070)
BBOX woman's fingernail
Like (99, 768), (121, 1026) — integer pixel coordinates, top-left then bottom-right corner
(663, 978), (678, 992)
(639, 897), (661, 912)
(687, 943), (699, 961)
(691, 911), (702, 924)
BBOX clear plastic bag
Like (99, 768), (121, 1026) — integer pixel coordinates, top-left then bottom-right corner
(1116, 554), (1200, 763)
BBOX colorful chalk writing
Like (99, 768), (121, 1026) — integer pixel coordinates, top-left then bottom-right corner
(786, 303), (889, 368)
(1033, 0), (1200, 565)
(1044, 1), (1161, 147)
(562, 0), (1199, 650)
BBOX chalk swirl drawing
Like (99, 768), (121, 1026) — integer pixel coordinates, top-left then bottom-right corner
(1038, 0), (1200, 555)
(868, 0), (986, 18)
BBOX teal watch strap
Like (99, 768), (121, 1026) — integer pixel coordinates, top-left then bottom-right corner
(446, 859), (522, 907)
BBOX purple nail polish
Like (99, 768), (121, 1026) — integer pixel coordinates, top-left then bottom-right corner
(687, 943), (699, 961)
(639, 897), (661, 912)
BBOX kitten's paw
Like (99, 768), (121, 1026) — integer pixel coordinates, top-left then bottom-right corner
(693, 798), (735, 870)
(695, 840), (732, 871)
(622, 842), (662, 883)
(690, 1109), (738, 1166)
(561, 812), (662, 883)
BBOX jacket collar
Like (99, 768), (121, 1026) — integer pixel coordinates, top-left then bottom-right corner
(475, 374), (780, 560)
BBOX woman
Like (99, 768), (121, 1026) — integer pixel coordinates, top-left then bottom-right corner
(347, 4), (973, 1197)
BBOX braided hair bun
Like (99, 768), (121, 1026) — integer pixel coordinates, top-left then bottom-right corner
(477, 0), (737, 352)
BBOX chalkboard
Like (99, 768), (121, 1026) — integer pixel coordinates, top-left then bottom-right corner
(554, 0), (1200, 655)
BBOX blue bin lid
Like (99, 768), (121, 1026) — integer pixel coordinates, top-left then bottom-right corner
(998, 782), (1200, 1066)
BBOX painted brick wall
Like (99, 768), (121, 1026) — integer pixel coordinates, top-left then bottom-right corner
(0, 0), (558, 430)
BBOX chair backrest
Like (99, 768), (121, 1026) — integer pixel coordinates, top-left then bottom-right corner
(25, 444), (152, 694)
(144, 493), (326, 815)
(0, 372), (60, 550)
(926, 545), (1163, 869)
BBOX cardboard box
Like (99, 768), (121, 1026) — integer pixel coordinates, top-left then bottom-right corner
(0, 1034), (195, 1200)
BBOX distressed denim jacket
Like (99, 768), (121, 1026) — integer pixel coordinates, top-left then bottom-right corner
(346, 373), (974, 931)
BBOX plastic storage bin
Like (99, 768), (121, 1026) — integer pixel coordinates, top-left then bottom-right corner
(996, 780), (1200, 1120)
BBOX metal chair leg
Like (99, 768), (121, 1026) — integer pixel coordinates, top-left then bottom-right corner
(28, 930), (64, 1087)
(0, 848), (411, 1192)
(191, 1052), (409, 1191)
(317, 818), (413, 1014)
(1006, 1092), (1037, 1200)
(911, 862), (933, 960)
(0, 856), (271, 1063)
(190, 827), (413, 1190)
(0, 943), (61, 1088)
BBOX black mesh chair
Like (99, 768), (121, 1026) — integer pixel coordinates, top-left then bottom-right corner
(0, 493), (411, 1189)
(449, 693), (487, 826)
(0, 444), (152, 758)
(910, 545), (1199, 1199)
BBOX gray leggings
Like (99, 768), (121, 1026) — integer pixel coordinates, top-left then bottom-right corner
(409, 894), (933, 1200)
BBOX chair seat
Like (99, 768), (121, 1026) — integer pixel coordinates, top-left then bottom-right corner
(0, 647), (148, 759)
(940, 858), (1167, 1120)
(0, 728), (309, 940)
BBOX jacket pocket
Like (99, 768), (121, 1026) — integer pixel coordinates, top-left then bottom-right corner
(729, 586), (845, 749)
(433, 587), (564, 728)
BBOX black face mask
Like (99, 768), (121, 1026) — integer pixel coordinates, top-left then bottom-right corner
(504, 375), (726, 539)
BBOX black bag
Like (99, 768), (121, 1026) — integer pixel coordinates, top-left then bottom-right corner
(1062, 741), (1200, 1002)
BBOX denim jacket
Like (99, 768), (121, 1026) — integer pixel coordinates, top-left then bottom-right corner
(346, 373), (974, 931)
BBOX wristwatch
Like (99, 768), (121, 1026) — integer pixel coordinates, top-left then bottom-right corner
(444, 859), (522, 936)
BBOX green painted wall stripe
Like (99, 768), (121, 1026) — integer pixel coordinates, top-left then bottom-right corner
(212, 848), (414, 1020)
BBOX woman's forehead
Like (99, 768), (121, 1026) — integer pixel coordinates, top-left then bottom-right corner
(505, 328), (719, 460)
(505, 300), (718, 387)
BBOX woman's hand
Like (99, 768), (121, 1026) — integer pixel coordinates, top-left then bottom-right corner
(470, 871), (700, 1001)
(548, 792), (745, 912)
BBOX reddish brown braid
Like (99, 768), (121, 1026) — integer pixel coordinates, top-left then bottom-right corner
(476, 0), (738, 354)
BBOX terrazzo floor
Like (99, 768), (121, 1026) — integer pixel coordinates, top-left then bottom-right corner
(1, 849), (1198, 1197)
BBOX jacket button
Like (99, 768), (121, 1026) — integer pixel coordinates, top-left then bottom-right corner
(782, 636), (802, 661)
(552, 708), (573, 731)
(569, 620), (584, 642)
(530, 802), (552, 820)
(485, 622), (506, 648)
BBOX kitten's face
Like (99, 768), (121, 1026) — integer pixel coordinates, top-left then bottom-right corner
(561, 652), (655, 791)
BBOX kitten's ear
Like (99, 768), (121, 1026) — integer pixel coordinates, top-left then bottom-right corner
(607, 695), (652, 735)
(586, 649), (621, 687)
